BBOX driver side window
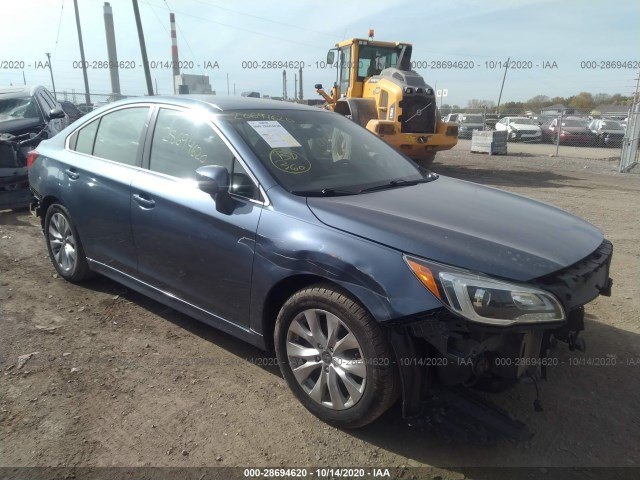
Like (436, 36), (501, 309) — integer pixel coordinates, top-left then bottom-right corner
(150, 108), (233, 180)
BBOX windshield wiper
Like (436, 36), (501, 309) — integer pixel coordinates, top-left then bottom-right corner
(359, 174), (438, 193)
(291, 188), (359, 197)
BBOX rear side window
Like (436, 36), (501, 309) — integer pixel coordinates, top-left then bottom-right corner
(37, 92), (55, 111)
(73, 119), (99, 155)
(92, 107), (149, 166)
(149, 108), (234, 180)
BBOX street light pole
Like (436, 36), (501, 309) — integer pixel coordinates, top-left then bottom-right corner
(496, 57), (510, 115)
(132, 0), (154, 96)
(45, 53), (57, 99)
(73, 0), (91, 105)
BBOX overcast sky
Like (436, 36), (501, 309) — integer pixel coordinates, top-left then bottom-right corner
(1, 0), (638, 105)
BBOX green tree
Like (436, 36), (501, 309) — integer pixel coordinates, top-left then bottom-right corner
(467, 99), (495, 109)
(593, 93), (612, 105)
(568, 92), (594, 110)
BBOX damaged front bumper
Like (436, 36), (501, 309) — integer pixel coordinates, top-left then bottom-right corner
(390, 240), (613, 422)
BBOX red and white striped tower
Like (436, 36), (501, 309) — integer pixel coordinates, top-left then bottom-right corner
(170, 12), (180, 93)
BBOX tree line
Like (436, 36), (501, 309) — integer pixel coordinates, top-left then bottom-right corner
(441, 92), (633, 114)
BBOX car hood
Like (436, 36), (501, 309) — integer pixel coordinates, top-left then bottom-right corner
(596, 129), (624, 135)
(561, 126), (592, 134)
(0, 118), (44, 135)
(510, 123), (540, 131)
(306, 176), (604, 282)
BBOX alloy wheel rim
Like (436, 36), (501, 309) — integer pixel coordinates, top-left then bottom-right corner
(48, 212), (77, 273)
(286, 308), (366, 410)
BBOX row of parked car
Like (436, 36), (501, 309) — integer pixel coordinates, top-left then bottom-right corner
(445, 112), (627, 147)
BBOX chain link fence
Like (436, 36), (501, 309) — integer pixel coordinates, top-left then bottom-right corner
(57, 91), (139, 107)
(448, 108), (630, 163)
(620, 104), (639, 172)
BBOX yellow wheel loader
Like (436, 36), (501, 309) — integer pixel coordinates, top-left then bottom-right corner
(316, 32), (458, 167)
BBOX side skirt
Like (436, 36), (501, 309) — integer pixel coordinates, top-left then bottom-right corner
(87, 259), (267, 350)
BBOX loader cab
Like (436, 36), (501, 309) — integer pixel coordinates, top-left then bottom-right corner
(330, 39), (411, 99)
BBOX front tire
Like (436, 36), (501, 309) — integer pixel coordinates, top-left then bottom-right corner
(275, 285), (397, 429)
(44, 203), (92, 282)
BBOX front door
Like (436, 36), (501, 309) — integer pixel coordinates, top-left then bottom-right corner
(131, 107), (263, 327)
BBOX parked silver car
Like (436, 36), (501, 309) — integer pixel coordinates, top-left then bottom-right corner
(587, 119), (625, 147)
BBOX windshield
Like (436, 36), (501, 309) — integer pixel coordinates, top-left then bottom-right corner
(0, 96), (41, 123)
(461, 115), (483, 123)
(225, 110), (428, 194)
(357, 45), (401, 79)
(511, 118), (534, 125)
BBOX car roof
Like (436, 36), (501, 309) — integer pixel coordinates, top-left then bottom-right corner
(0, 85), (46, 98)
(110, 95), (322, 113)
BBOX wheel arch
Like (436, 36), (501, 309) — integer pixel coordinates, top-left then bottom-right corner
(259, 274), (374, 351)
(334, 98), (378, 128)
(38, 195), (61, 229)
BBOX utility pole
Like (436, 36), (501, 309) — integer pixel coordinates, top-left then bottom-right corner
(283, 70), (287, 101)
(73, 0), (91, 105)
(132, 0), (154, 96)
(294, 73), (297, 102)
(299, 67), (303, 101)
(496, 57), (510, 115)
(45, 53), (57, 99)
(226, 73), (230, 96)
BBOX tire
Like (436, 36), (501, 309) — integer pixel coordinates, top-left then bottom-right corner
(274, 284), (398, 429)
(44, 203), (92, 282)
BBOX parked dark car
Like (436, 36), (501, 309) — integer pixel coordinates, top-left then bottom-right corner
(529, 114), (556, 126)
(540, 117), (598, 146)
(59, 100), (84, 124)
(457, 114), (484, 139)
(0, 85), (66, 209)
(587, 119), (625, 147)
(28, 97), (612, 428)
(76, 103), (94, 114)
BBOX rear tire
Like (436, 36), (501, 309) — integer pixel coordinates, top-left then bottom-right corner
(44, 203), (92, 282)
(275, 284), (398, 429)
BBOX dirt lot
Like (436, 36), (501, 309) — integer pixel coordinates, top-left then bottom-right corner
(1, 144), (639, 477)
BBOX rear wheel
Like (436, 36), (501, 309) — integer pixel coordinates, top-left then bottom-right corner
(44, 204), (92, 282)
(275, 285), (397, 428)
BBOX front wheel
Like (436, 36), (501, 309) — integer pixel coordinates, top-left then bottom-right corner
(275, 285), (398, 429)
(44, 203), (92, 282)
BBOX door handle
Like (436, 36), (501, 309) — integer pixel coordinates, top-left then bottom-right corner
(64, 168), (79, 180)
(132, 193), (156, 209)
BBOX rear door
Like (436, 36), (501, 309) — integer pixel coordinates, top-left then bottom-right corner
(63, 105), (151, 274)
(131, 107), (264, 327)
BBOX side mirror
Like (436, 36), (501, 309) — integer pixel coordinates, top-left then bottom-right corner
(48, 107), (66, 120)
(326, 50), (335, 65)
(196, 165), (235, 214)
(196, 165), (229, 195)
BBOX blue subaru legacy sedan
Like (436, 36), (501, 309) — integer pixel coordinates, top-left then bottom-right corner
(28, 97), (612, 428)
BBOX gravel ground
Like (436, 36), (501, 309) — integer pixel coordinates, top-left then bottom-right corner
(1, 144), (639, 478)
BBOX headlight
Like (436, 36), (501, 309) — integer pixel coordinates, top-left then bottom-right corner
(404, 255), (565, 326)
